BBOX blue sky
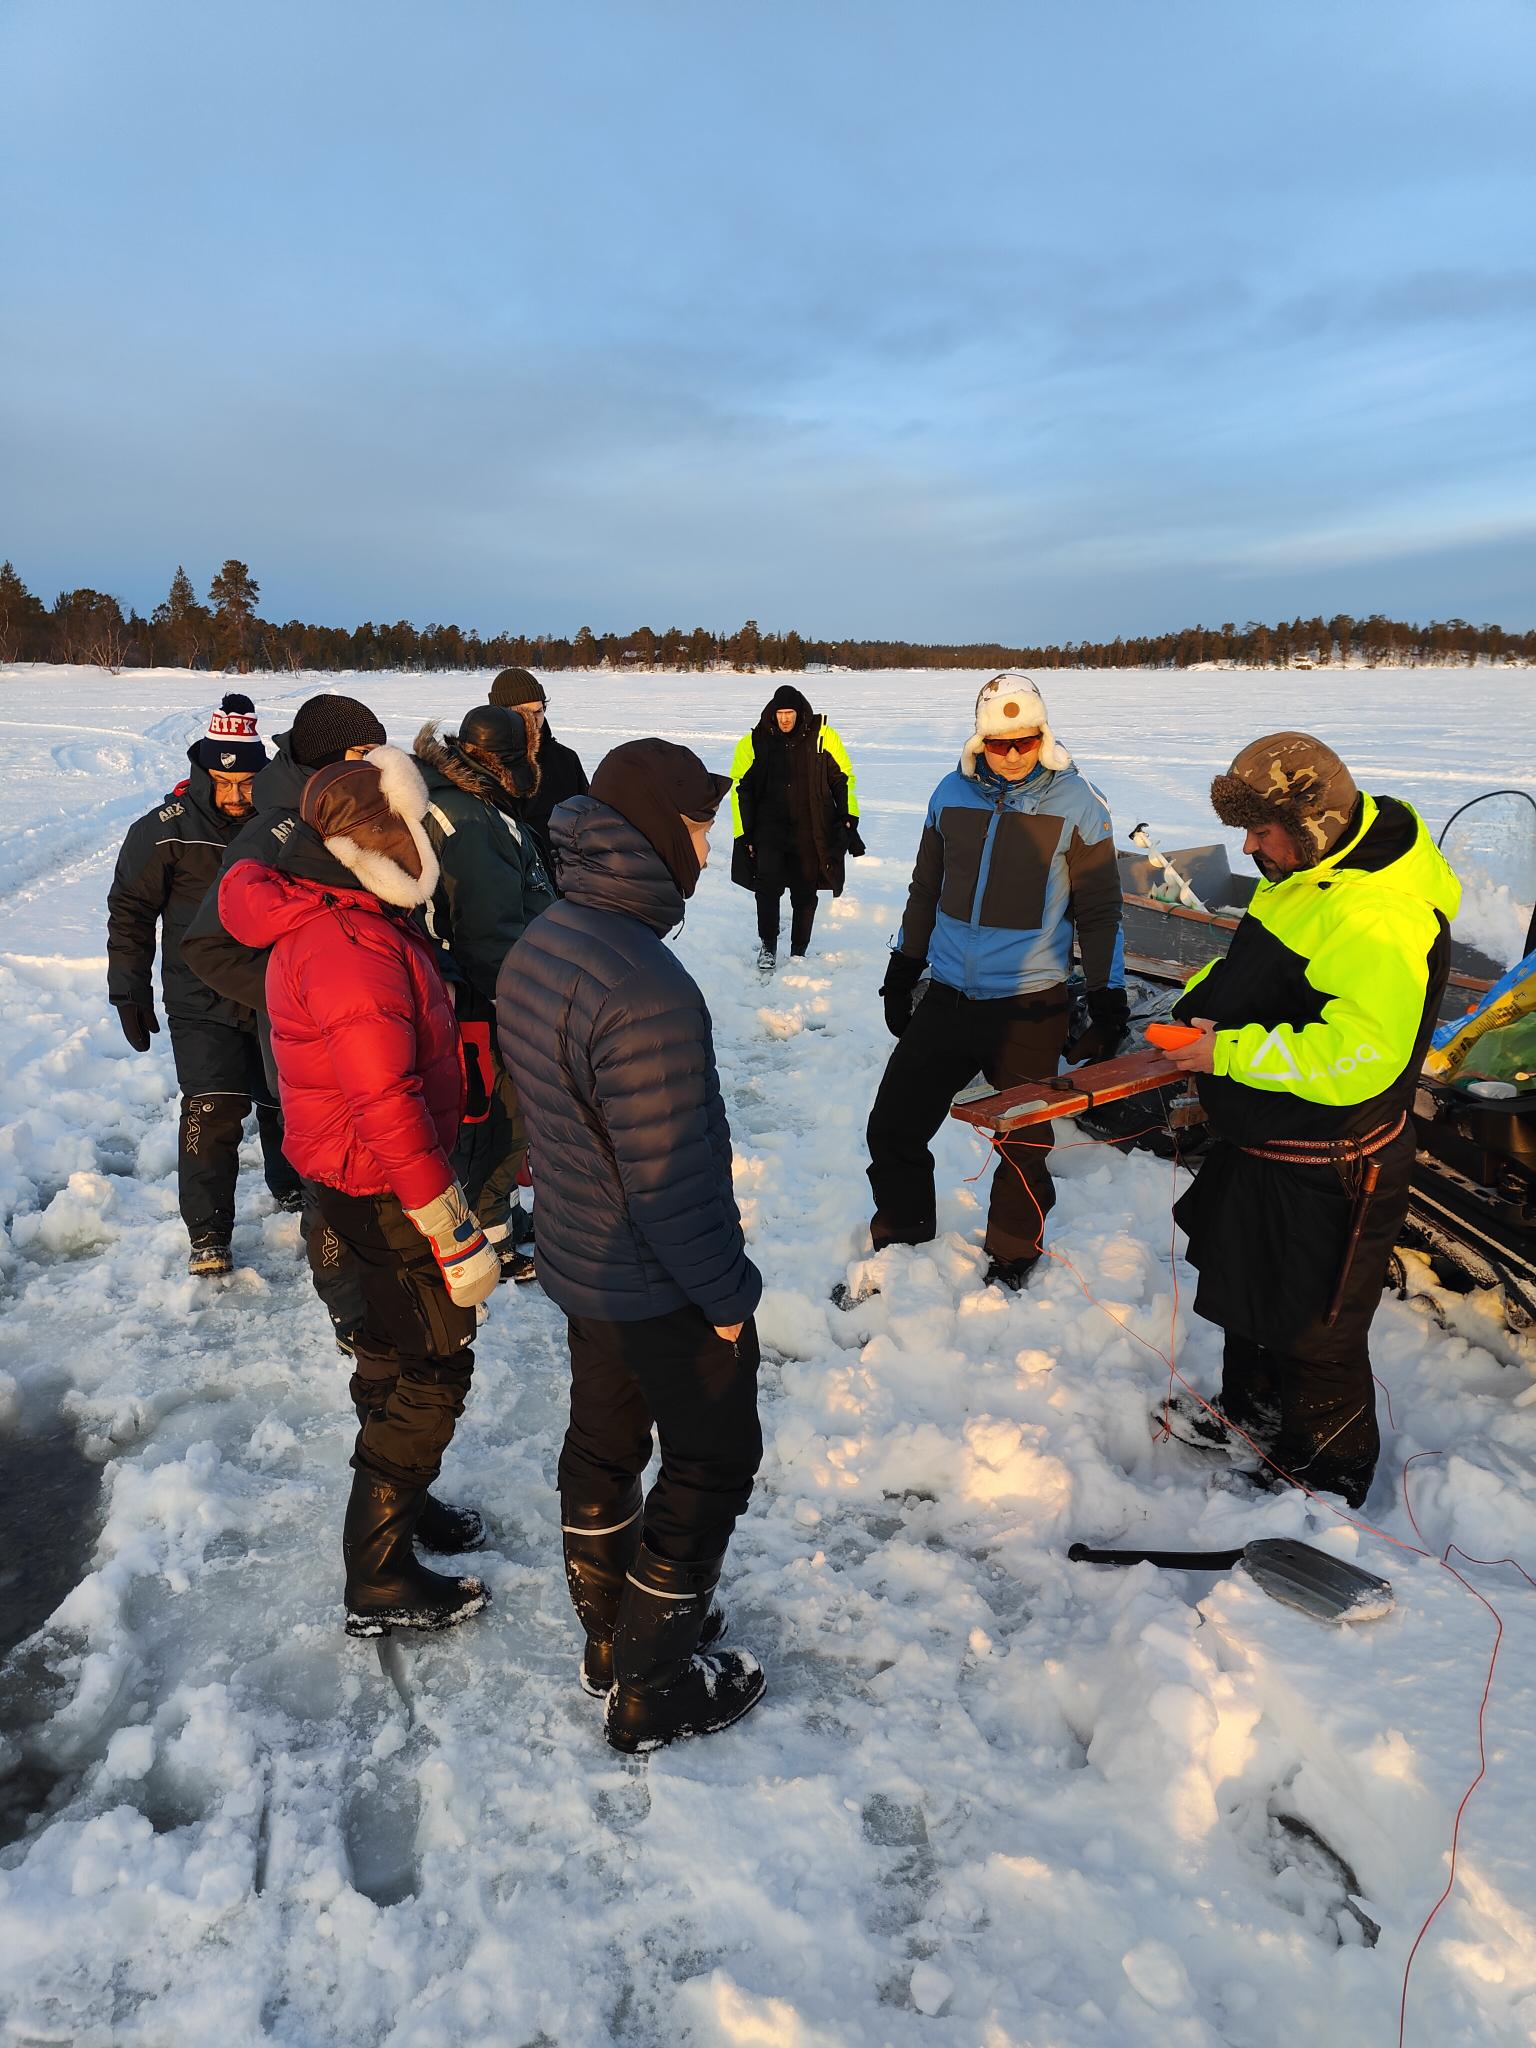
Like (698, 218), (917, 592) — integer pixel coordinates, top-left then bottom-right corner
(4, 0), (1534, 641)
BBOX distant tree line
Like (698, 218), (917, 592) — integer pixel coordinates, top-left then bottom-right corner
(1, 558), (1532, 673)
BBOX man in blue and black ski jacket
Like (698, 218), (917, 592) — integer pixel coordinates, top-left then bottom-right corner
(865, 674), (1126, 1289)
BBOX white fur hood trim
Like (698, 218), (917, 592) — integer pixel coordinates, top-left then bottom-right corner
(960, 672), (1073, 779)
(318, 744), (441, 909)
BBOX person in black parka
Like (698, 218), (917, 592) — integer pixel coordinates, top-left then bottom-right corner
(181, 691), (387, 1324)
(487, 667), (589, 881)
(497, 739), (767, 1753)
(108, 693), (299, 1273)
(728, 684), (863, 967)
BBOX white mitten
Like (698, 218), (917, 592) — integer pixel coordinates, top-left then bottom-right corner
(404, 1181), (501, 1308)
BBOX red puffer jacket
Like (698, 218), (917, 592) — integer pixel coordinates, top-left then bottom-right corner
(218, 860), (464, 1209)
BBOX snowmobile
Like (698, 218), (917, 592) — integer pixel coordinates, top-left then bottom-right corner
(1045, 792), (1536, 1330)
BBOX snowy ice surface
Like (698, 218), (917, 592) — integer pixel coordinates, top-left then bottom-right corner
(1, 663), (1534, 2047)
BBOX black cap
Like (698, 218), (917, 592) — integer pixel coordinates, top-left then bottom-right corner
(289, 693), (388, 769)
(488, 667), (546, 709)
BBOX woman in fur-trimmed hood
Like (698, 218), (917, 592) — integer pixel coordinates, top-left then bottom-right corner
(219, 746), (497, 1640)
(413, 712), (554, 1005)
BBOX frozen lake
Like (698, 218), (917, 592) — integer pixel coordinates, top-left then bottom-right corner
(1, 662), (1534, 2046)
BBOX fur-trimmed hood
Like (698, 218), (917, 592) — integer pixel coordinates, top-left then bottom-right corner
(299, 744), (440, 909)
(414, 719), (534, 813)
(960, 673), (1072, 779)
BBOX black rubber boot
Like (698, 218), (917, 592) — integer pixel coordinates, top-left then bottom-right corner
(563, 1482), (644, 1696)
(564, 1487), (730, 1697)
(983, 1251), (1040, 1292)
(604, 1543), (764, 1753)
(415, 1493), (489, 1554)
(343, 1471), (490, 1638)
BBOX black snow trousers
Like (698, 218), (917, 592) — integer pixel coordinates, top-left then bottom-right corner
(300, 1179), (368, 1347)
(560, 1307), (763, 1564)
(754, 848), (819, 957)
(171, 1017), (297, 1243)
(1220, 1333), (1381, 1501)
(315, 1185), (477, 1492)
(866, 981), (1069, 1264)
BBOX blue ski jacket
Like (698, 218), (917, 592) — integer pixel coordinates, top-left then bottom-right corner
(895, 757), (1124, 998)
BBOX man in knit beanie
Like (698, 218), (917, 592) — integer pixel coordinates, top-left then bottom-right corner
(108, 693), (297, 1276)
(487, 667), (588, 877)
(183, 692), (388, 1323)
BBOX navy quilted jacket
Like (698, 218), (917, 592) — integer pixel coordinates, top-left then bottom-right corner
(496, 796), (761, 1326)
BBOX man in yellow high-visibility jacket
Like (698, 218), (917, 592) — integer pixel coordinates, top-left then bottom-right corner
(1165, 731), (1460, 1508)
(728, 686), (863, 968)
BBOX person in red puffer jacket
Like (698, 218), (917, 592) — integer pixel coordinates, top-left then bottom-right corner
(220, 746), (501, 1639)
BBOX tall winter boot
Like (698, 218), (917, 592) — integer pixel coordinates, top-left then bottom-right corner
(604, 1542), (764, 1753)
(350, 1376), (487, 1558)
(563, 1487), (728, 1698)
(342, 1470), (490, 1639)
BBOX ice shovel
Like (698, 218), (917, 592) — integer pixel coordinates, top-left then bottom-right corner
(1067, 1536), (1394, 1624)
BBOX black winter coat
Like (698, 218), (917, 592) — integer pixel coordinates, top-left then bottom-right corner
(181, 731), (312, 1018)
(524, 725), (589, 879)
(413, 723), (554, 1007)
(730, 688), (855, 896)
(107, 755), (257, 1028)
(496, 796), (761, 1326)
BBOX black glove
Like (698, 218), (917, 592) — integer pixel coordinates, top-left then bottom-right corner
(880, 952), (924, 1039)
(114, 1000), (160, 1052)
(1063, 986), (1129, 1067)
(845, 821), (867, 857)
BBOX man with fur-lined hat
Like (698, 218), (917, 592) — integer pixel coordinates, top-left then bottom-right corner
(108, 692), (301, 1276)
(414, 706), (554, 1278)
(857, 673), (1126, 1293)
(486, 666), (590, 878)
(1162, 732), (1460, 1509)
(219, 746), (501, 1635)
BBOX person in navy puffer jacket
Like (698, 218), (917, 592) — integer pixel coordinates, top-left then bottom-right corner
(862, 675), (1127, 1293)
(221, 749), (500, 1642)
(497, 739), (768, 1753)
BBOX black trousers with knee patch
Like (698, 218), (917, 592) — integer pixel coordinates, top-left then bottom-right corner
(560, 1307), (763, 1564)
(865, 981), (1069, 1263)
(171, 1016), (296, 1242)
(314, 1184), (477, 1492)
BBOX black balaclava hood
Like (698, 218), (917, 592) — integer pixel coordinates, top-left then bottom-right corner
(758, 683), (815, 736)
(589, 739), (732, 899)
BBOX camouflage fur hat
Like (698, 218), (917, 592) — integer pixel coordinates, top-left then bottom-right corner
(1209, 732), (1360, 866)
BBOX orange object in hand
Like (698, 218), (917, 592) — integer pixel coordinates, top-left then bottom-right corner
(1145, 1021), (1204, 1051)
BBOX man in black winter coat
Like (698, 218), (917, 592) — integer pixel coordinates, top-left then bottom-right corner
(728, 683), (864, 967)
(181, 691), (388, 1321)
(487, 667), (589, 880)
(497, 739), (767, 1754)
(108, 694), (300, 1275)
(414, 707), (553, 1278)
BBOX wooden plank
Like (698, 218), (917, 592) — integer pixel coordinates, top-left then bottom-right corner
(949, 1048), (1188, 1132)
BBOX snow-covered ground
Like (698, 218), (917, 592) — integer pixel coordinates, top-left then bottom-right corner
(1, 663), (1534, 2047)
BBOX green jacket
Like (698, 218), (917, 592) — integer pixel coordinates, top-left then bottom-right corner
(413, 722), (554, 1007)
(1175, 793), (1459, 1138)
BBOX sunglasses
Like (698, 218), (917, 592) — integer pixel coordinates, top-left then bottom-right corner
(982, 733), (1042, 756)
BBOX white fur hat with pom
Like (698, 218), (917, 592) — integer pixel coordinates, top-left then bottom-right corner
(960, 672), (1072, 779)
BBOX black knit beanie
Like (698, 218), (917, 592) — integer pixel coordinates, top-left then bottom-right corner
(489, 667), (547, 709)
(289, 693), (388, 769)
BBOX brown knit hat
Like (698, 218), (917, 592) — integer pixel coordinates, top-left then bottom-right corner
(299, 747), (439, 908)
(488, 667), (547, 709)
(1210, 732), (1360, 866)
